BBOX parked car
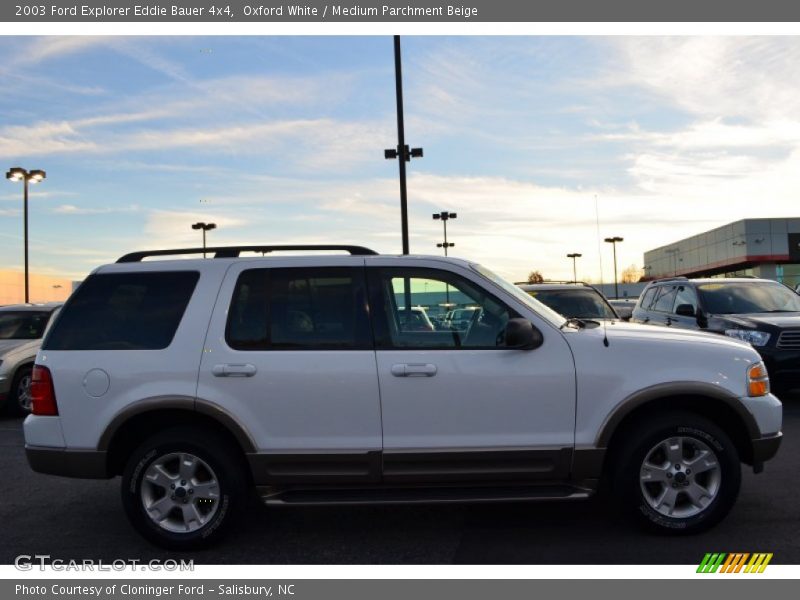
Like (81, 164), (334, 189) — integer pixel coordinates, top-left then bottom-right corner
(25, 246), (781, 549)
(0, 303), (61, 415)
(443, 306), (482, 330)
(608, 298), (637, 321)
(518, 282), (619, 321)
(632, 277), (800, 395)
(397, 306), (435, 332)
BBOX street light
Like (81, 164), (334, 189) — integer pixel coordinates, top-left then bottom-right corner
(604, 236), (624, 299)
(5, 167), (46, 304)
(384, 35), (423, 255)
(566, 252), (582, 283)
(433, 211), (457, 256)
(191, 222), (216, 258)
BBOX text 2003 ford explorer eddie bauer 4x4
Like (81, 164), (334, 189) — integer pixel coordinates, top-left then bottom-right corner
(23, 245), (782, 549)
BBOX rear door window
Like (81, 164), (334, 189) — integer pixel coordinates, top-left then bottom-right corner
(44, 271), (199, 350)
(226, 267), (371, 350)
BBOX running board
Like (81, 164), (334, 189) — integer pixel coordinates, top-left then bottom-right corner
(257, 484), (593, 506)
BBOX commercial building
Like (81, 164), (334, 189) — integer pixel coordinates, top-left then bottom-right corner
(644, 218), (800, 287)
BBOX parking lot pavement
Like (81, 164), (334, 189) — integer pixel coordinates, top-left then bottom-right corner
(1, 402), (798, 565)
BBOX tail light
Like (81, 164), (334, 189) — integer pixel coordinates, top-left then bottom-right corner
(31, 365), (58, 416)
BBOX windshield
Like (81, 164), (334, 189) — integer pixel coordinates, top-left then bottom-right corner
(528, 289), (617, 320)
(697, 282), (800, 314)
(470, 264), (567, 327)
(0, 311), (51, 340)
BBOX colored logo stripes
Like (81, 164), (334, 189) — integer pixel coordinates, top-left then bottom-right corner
(697, 553), (773, 573)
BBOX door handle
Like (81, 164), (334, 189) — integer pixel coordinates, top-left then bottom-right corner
(391, 363), (437, 377)
(212, 363), (257, 377)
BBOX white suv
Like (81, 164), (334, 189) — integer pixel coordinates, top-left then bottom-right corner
(24, 245), (782, 549)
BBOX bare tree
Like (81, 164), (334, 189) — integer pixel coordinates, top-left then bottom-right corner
(620, 264), (645, 283)
(527, 270), (545, 284)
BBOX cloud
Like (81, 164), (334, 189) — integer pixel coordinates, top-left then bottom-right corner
(52, 204), (140, 215)
(607, 37), (800, 121)
(7, 37), (112, 69)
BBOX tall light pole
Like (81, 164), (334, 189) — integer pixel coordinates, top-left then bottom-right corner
(566, 252), (582, 283)
(6, 167), (46, 304)
(604, 236), (624, 299)
(192, 222), (216, 258)
(433, 211), (456, 256)
(384, 35), (423, 255)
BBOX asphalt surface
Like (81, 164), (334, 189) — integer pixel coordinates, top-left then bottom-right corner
(1, 402), (799, 565)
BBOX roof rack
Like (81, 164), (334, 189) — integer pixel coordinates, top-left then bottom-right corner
(650, 276), (689, 283)
(117, 245), (378, 263)
(515, 280), (591, 286)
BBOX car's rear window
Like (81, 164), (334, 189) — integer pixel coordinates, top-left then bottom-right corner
(44, 271), (199, 350)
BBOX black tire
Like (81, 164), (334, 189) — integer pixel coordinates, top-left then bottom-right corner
(8, 366), (33, 417)
(610, 411), (741, 534)
(121, 426), (247, 550)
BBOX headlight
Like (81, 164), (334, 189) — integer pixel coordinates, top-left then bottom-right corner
(724, 329), (771, 347)
(747, 361), (770, 397)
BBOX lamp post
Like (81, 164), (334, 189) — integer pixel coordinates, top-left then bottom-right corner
(433, 211), (456, 256)
(604, 236), (624, 299)
(384, 35), (423, 255)
(191, 222), (216, 258)
(5, 167), (46, 304)
(566, 252), (582, 283)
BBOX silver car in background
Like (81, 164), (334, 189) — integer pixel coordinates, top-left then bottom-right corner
(0, 303), (62, 415)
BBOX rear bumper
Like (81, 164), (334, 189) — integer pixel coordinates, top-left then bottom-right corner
(25, 445), (110, 479)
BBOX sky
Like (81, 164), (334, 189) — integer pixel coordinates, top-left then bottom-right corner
(2, 35), (800, 283)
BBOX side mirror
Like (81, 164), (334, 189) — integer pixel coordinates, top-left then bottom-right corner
(505, 318), (544, 350)
(675, 304), (696, 317)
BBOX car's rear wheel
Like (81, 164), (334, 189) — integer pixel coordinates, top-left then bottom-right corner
(8, 367), (33, 416)
(611, 412), (741, 534)
(121, 426), (247, 550)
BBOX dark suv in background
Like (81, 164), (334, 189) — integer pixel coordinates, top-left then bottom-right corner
(518, 282), (619, 321)
(632, 277), (800, 395)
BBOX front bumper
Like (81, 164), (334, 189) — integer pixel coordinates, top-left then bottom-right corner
(25, 446), (110, 479)
(751, 432), (782, 464)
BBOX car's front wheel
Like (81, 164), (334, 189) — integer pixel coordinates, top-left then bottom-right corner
(611, 412), (741, 533)
(121, 426), (247, 550)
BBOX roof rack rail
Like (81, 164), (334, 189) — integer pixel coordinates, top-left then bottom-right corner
(650, 276), (689, 283)
(117, 245), (378, 263)
(515, 280), (590, 286)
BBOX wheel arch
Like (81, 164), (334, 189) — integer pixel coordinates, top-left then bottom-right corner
(598, 383), (758, 467)
(100, 397), (256, 476)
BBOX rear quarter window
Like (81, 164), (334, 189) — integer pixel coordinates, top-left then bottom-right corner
(44, 271), (199, 350)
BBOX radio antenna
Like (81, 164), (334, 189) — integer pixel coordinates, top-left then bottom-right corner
(595, 193), (610, 347)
